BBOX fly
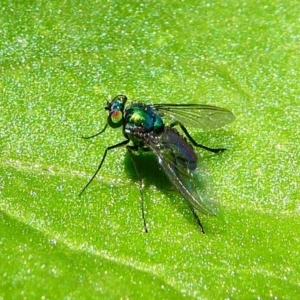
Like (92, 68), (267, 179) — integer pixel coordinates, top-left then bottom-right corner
(80, 95), (235, 233)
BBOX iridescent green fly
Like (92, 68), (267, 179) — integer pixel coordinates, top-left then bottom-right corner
(80, 95), (235, 233)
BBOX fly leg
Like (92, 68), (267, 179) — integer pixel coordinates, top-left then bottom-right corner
(166, 148), (206, 233)
(170, 121), (226, 153)
(82, 123), (109, 139)
(80, 139), (130, 195)
(126, 145), (148, 233)
(189, 205), (205, 234)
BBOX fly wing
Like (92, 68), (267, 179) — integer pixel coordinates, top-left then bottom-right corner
(153, 103), (235, 130)
(147, 128), (219, 215)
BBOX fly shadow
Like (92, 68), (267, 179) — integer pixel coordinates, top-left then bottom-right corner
(122, 143), (227, 232)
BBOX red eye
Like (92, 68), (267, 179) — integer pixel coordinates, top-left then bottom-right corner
(110, 110), (123, 125)
(108, 110), (123, 128)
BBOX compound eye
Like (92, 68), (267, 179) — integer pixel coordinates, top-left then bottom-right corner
(108, 110), (123, 127)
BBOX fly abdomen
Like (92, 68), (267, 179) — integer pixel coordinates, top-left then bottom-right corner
(161, 127), (198, 171)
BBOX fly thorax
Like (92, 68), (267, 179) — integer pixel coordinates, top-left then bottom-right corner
(123, 123), (145, 147)
(124, 104), (164, 133)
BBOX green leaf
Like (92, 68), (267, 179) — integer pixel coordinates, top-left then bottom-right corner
(1, 0), (299, 298)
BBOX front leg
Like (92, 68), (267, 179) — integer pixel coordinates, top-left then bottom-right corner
(80, 139), (130, 195)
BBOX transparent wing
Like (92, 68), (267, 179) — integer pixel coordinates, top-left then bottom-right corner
(153, 103), (235, 130)
(147, 129), (219, 215)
